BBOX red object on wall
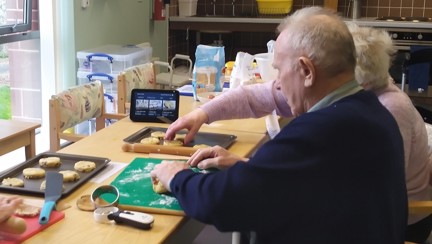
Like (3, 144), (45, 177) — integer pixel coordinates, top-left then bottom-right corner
(154, 0), (165, 20)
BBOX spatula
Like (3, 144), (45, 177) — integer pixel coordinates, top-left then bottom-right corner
(39, 172), (63, 225)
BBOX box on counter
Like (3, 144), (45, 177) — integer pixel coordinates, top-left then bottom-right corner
(77, 44), (152, 74)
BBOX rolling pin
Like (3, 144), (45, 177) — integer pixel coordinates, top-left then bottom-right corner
(0, 216), (27, 234)
(122, 143), (198, 157)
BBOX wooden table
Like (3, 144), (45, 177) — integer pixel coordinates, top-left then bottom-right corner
(0, 119), (41, 160)
(17, 117), (267, 244)
(180, 95), (270, 134)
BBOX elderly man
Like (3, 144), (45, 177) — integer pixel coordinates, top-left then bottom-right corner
(151, 7), (407, 243)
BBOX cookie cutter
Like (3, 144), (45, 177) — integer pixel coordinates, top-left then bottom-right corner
(91, 185), (120, 208)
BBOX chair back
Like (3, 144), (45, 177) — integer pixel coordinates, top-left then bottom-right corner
(117, 62), (156, 114)
(49, 80), (115, 151)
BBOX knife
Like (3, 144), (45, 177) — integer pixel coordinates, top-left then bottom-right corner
(122, 143), (199, 156)
(39, 172), (63, 225)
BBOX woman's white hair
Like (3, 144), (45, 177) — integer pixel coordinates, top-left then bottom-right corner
(346, 22), (396, 90)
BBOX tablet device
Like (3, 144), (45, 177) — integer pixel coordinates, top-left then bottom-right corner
(129, 89), (180, 123)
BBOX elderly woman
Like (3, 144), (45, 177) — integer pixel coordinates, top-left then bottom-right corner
(165, 22), (432, 242)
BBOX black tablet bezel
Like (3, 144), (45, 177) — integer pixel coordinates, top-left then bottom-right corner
(129, 89), (180, 123)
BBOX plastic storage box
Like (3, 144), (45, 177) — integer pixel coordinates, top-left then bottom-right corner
(77, 44), (152, 74)
(77, 71), (118, 97)
(178, 0), (197, 16)
(256, 0), (293, 14)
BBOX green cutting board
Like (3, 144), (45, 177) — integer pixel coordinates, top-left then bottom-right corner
(110, 157), (196, 216)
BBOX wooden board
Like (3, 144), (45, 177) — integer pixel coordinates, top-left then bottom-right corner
(0, 210), (65, 243)
(109, 158), (202, 216)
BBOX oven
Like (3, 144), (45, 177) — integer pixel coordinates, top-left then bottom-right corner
(374, 17), (432, 90)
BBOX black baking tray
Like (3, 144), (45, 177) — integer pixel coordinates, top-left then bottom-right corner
(0, 152), (110, 197)
(123, 126), (237, 148)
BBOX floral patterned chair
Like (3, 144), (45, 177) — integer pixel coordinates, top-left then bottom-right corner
(49, 80), (125, 152)
(117, 62), (157, 114)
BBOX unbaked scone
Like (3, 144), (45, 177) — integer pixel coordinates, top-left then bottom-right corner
(140, 137), (160, 145)
(23, 168), (45, 179)
(39, 156), (61, 168)
(152, 178), (168, 194)
(15, 204), (40, 217)
(2, 178), (24, 187)
(174, 134), (186, 142)
(193, 144), (210, 149)
(150, 131), (166, 139)
(74, 161), (96, 172)
(163, 140), (183, 147)
(40, 180), (65, 191)
(59, 170), (80, 182)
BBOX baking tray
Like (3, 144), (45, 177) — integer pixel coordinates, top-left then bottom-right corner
(0, 152), (110, 197)
(123, 126), (237, 149)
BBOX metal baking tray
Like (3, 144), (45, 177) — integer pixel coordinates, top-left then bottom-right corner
(123, 126), (237, 149)
(0, 152), (110, 197)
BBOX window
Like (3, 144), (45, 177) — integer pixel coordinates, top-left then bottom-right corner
(0, 0), (40, 121)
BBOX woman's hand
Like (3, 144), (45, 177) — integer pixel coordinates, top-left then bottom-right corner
(188, 146), (249, 170)
(0, 196), (23, 223)
(165, 108), (209, 145)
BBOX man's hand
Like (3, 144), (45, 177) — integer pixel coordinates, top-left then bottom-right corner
(165, 108), (209, 144)
(150, 160), (190, 192)
(188, 146), (249, 170)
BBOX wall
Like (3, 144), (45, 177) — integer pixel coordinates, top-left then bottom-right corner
(70, 0), (168, 88)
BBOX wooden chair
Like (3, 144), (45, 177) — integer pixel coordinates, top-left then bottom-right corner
(117, 62), (157, 114)
(49, 80), (125, 152)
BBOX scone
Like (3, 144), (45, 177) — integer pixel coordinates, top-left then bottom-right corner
(23, 168), (45, 179)
(59, 170), (80, 182)
(74, 161), (96, 172)
(39, 156), (61, 168)
(174, 134), (186, 142)
(150, 131), (166, 139)
(193, 144), (210, 149)
(140, 137), (160, 145)
(2, 178), (24, 187)
(40, 180), (65, 191)
(15, 204), (40, 217)
(163, 140), (183, 147)
(152, 178), (168, 194)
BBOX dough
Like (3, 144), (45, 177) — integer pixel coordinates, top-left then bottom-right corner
(150, 131), (166, 139)
(163, 140), (183, 147)
(74, 161), (96, 172)
(59, 170), (80, 182)
(40, 180), (65, 191)
(15, 204), (40, 217)
(152, 178), (168, 194)
(2, 178), (24, 187)
(23, 168), (45, 179)
(174, 134), (186, 142)
(140, 137), (160, 145)
(193, 144), (210, 149)
(39, 156), (61, 168)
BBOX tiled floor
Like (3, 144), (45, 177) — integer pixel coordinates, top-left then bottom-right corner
(193, 225), (233, 244)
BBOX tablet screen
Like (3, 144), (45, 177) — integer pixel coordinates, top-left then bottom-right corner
(129, 89), (180, 123)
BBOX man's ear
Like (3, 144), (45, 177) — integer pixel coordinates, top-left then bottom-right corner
(299, 57), (315, 87)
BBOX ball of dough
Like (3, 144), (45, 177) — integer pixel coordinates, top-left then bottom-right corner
(2, 178), (24, 187)
(59, 170), (80, 182)
(39, 156), (61, 168)
(140, 137), (160, 145)
(74, 161), (96, 172)
(152, 178), (168, 194)
(23, 168), (45, 179)
(163, 140), (183, 147)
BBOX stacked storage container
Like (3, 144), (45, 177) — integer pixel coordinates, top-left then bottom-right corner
(76, 44), (152, 134)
